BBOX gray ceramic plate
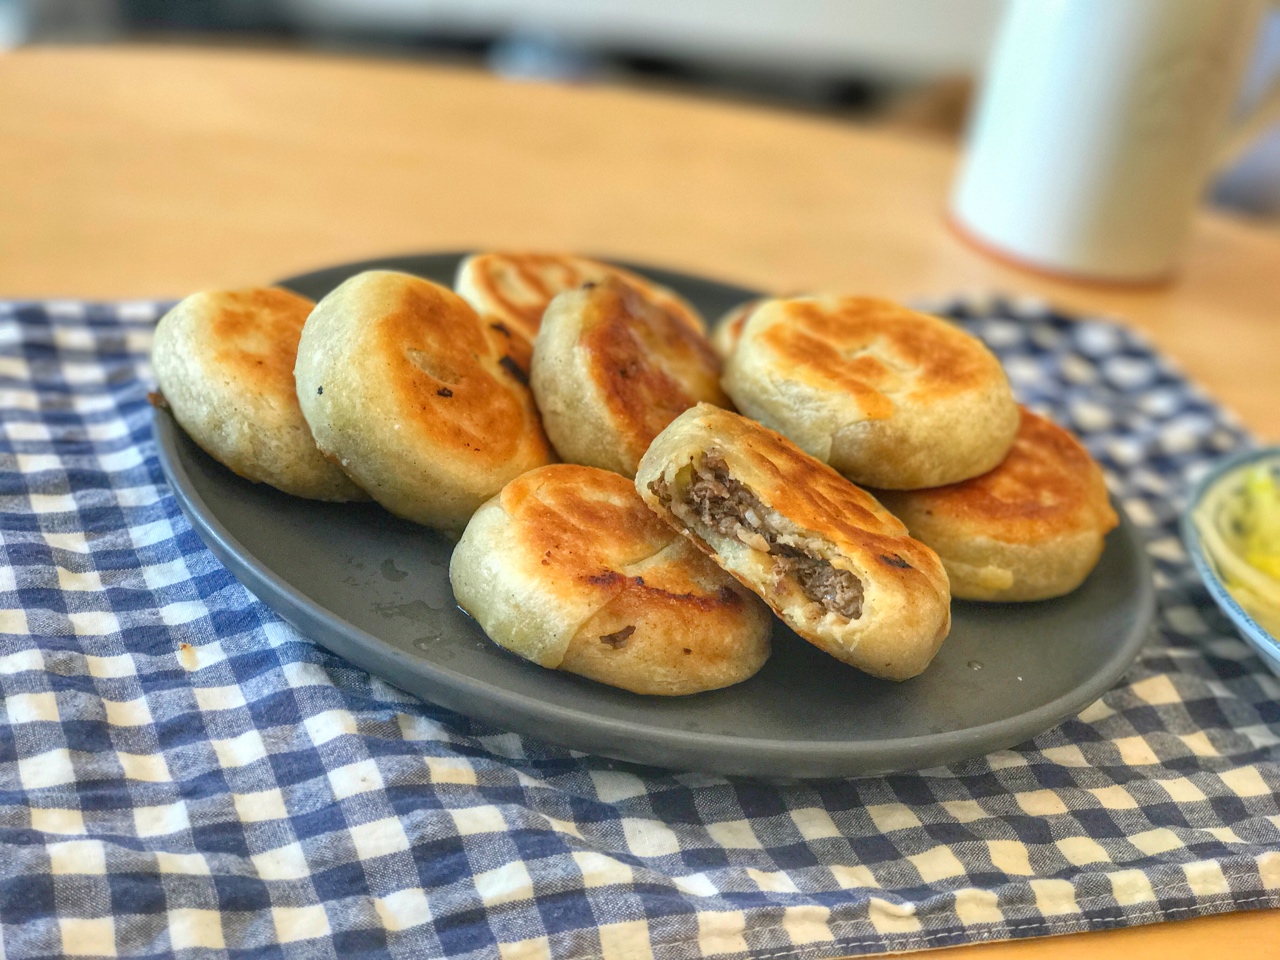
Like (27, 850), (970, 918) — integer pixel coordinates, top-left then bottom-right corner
(152, 252), (1155, 778)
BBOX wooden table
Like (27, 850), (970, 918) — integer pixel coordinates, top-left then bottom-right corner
(1, 44), (1276, 957)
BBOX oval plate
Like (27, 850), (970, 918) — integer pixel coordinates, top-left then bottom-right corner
(152, 252), (1155, 778)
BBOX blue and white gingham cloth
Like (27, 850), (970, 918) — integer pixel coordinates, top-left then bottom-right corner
(1, 296), (1278, 960)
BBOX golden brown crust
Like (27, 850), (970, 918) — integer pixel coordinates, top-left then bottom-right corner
(873, 409), (1119, 600)
(722, 296), (1019, 488)
(710, 299), (761, 360)
(152, 287), (367, 501)
(879, 409), (1117, 541)
(207, 288), (314, 400)
(761, 298), (999, 415)
(294, 270), (553, 532)
(583, 279), (728, 441)
(449, 464), (772, 695)
(454, 251), (705, 339)
(531, 278), (728, 476)
(496, 465), (736, 601)
(635, 405), (951, 680)
(377, 278), (541, 472)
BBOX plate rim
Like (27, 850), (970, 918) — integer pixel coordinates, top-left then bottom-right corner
(150, 252), (1157, 776)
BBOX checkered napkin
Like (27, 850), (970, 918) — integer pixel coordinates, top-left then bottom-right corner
(2, 296), (1279, 960)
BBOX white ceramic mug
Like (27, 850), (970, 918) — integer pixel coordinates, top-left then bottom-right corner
(951, 0), (1280, 283)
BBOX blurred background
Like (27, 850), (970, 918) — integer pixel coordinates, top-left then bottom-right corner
(5, 0), (1279, 220)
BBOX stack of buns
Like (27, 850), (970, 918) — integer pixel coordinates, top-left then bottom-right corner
(152, 253), (1117, 696)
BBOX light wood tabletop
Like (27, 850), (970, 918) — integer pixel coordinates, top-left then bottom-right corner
(1, 44), (1276, 958)
(3, 45), (1278, 442)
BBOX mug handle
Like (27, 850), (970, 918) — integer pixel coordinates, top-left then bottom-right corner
(1213, 3), (1280, 172)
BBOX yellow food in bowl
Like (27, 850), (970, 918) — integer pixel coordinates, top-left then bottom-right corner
(1192, 459), (1280, 636)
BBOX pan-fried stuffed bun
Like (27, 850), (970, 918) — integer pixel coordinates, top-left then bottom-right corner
(531, 277), (729, 478)
(295, 270), (553, 533)
(450, 464), (772, 695)
(636, 405), (951, 681)
(151, 288), (367, 502)
(454, 251), (704, 339)
(722, 296), (1018, 489)
(874, 408), (1119, 601)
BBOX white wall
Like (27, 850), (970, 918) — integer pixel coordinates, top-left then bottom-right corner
(283, 0), (1008, 81)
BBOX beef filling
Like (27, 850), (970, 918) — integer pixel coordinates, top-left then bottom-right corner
(672, 454), (863, 620)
